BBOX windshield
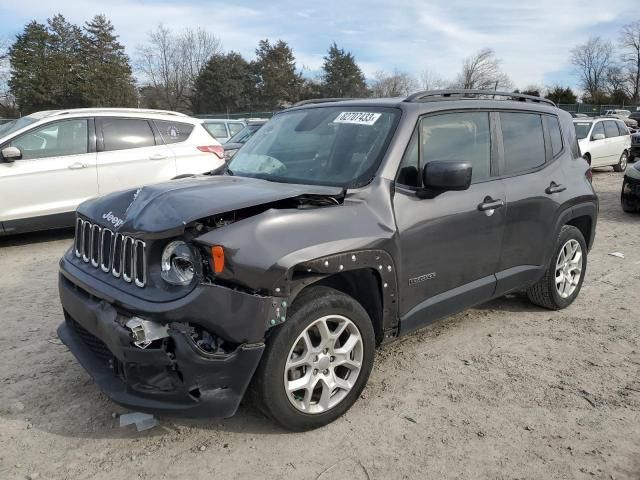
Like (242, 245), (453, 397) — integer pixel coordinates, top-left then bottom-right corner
(0, 116), (40, 138)
(227, 124), (263, 144)
(574, 122), (592, 140)
(227, 107), (399, 187)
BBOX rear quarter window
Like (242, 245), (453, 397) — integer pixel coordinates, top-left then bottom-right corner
(154, 120), (194, 144)
(546, 115), (563, 157)
(500, 112), (545, 175)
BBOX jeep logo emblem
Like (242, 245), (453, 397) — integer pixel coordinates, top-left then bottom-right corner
(102, 211), (125, 229)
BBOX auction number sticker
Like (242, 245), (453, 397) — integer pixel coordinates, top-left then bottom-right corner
(334, 111), (381, 126)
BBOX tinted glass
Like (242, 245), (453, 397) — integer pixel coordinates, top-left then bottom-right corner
(11, 120), (88, 160)
(574, 122), (592, 140)
(616, 122), (629, 136)
(204, 122), (228, 138)
(102, 119), (155, 151)
(547, 116), (563, 157)
(500, 113), (545, 174)
(604, 121), (619, 138)
(419, 112), (491, 182)
(228, 107), (399, 187)
(592, 122), (605, 139)
(227, 124), (262, 144)
(396, 130), (419, 186)
(154, 120), (194, 144)
(228, 123), (244, 136)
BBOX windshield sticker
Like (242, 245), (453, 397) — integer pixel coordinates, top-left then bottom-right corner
(334, 112), (382, 126)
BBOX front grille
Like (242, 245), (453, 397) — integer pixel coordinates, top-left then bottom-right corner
(66, 316), (114, 366)
(74, 218), (147, 287)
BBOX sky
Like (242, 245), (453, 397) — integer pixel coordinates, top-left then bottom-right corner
(0, 0), (638, 92)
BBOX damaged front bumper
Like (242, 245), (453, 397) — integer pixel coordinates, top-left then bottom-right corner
(56, 257), (279, 417)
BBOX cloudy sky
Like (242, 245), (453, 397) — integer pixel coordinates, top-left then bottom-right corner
(0, 0), (637, 90)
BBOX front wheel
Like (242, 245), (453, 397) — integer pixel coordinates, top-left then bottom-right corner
(527, 225), (587, 310)
(250, 286), (375, 431)
(613, 151), (628, 172)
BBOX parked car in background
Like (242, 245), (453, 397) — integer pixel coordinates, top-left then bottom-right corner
(621, 160), (640, 212)
(0, 108), (224, 235)
(574, 117), (631, 171)
(570, 112), (589, 118)
(602, 109), (638, 128)
(202, 119), (246, 143)
(57, 91), (597, 431)
(223, 119), (268, 160)
(630, 130), (640, 161)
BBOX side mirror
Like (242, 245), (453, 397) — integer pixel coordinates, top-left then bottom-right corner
(592, 133), (605, 141)
(1, 146), (21, 162)
(422, 161), (472, 192)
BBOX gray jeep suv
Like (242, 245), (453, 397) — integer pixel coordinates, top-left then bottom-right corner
(57, 91), (598, 431)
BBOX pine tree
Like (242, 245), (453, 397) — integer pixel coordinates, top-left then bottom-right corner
(321, 42), (367, 98)
(46, 14), (87, 108)
(8, 21), (52, 114)
(252, 39), (302, 109)
(82, 15), (137, 107)
(192, 52), (254, 114)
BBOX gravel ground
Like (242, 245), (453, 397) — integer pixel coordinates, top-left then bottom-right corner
(0, 170), (639, 480)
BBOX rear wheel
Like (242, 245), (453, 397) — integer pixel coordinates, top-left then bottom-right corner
(527, 225), (587, 310)
(613, 151), (628, 172)
(250, 286), (375, 431)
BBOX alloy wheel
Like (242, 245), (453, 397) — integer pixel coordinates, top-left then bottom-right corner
(284, 315), (363, 414)
(555, 239), (583, 298)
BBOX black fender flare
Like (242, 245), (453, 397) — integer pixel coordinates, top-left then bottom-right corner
(547, 201), (598, 262)
(273, 249), (400, 339)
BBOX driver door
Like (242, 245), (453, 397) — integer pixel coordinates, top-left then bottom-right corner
(0, 118), (98, 225)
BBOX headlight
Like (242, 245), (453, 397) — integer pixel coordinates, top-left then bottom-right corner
(161, 241), (195, 285)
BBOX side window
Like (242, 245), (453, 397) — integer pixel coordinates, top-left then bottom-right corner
(10, 119), (88, 160)
(592, 122), (605, 139)
(604, 121), (619, 138)
(420, 112), (491, 183)
(204, 122), (228, 139)
(396, 130), (419, 187)
(616, 121), (629, 136)
(546, 115), (563, 157)
(154, 120), (194, 144)
(101, 119), (155, 152)
(228, 123), (244, 136)
(500, 113), (545, 175)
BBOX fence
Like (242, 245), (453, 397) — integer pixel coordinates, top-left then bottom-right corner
(558, 104), (640, 116)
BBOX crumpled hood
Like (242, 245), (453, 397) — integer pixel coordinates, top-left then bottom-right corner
(76, 175), (344, 236)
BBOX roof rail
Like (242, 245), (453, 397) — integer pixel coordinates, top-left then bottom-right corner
(52, 108), (190, 117)
(404, 90), (556, 107)
(291, 98), (357, 108)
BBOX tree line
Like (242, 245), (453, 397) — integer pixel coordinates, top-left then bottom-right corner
(1, 14), (638, 117)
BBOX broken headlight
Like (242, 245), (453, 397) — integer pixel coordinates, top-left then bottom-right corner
(161, 241), (195, 285)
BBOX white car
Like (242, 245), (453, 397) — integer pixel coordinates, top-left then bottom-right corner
(0, 108), (225, 235)
(574, 117), (631, 172)
(201, 119), (246, 143)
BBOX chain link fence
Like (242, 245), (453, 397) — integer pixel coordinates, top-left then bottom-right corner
(558, 104), (640, 117)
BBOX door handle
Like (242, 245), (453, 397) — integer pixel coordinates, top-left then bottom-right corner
(149, 153), (167, 160)
(67, 162), (87, 169)
(478, 197), (505, 212)
(546, 182), (566, 194)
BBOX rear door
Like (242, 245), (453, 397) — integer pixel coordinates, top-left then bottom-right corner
(495, 112), (570, 294)
(0, 118), (97, 223)
(96, 117), (176, 194)
(603, 120), (623, 165)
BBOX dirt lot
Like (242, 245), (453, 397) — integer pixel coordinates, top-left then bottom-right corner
(0, 170), (639, 480)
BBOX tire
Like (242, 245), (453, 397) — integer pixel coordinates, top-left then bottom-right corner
(527, 225), (587, 310)
(613, 151), (628, 172)
(621, 182), (637, 213)
(250, 286), (375, 431)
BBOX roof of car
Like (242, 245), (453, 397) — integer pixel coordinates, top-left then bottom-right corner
(34, 108), (196, 122)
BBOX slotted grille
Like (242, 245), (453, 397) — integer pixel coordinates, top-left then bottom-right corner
(74, 218), (147, 287)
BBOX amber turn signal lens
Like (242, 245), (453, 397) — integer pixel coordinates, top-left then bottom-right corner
(211, 246), (225, 273)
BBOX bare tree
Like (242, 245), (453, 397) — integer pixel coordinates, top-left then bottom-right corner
(136, 25), (221, 112)
(454, 48), (512, 90)
(419, 68), (447, 91)
(370, 70), (419, 97)
(570, 36), (614, 103)
(619, 20), (640, 103)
